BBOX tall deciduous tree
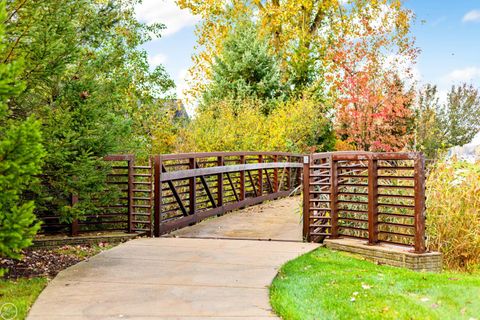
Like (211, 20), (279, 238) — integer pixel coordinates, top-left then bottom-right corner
(440, 84), (480, 147)
(329, 2), (418, 151)
(414, 83), (480, 158)
(0, 1), (44, 263)
(335, 71), (415, 152)
(414, 84), (443, 158)
(178, 0), (414, 101)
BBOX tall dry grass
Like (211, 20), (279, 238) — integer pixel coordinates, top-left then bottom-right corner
(426, 160), (480, 271)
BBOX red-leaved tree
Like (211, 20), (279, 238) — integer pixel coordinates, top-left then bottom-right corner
(328, 6), (418, 152)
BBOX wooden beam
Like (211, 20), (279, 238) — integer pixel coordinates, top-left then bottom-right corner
(127, 157), (134, 233)
(217, 156), (223, 206)
(264, 168), (273, 193)
(330, 156), (339, 238)
(160, 151), (304, 161)
(160, 162), (303, 182)
(257, 155), (263, 196)
(302, 155), (310, 241)
(273, 155), (279, 192)
(153, 156), (161, 237)
(226, 172), (239, 201)
(195, 161), (217, 209)
(239, 155), (246, 201)
(162, 164), (188, 217)
(367, 158), (379, 244)
(189, 158), (196, 216)
(414, 153), (426, 253)
(247, 170), (258, 196)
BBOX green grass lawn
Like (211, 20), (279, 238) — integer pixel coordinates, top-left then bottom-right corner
(0, 278), (47, 319)
(270, 248), (480, 320)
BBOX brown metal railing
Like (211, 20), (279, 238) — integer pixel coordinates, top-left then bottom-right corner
(152, 152), (303, 236)
(38, 154), (153, 236)
(303, 152), (426, 253)
(38, 151), (427, 253)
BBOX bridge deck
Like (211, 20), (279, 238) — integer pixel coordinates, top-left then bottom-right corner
(166, 196), (303, 242)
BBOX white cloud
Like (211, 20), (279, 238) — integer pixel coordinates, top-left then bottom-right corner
(443, 67), (480, 82)
(175, 68), (196, 115)
(148, 53), (167, 67)
(135, 0), (200, 37)
(175, 68), (188, 99)
(462, 10), (480, 23)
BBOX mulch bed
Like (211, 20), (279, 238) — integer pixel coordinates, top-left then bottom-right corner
(1, 244), (109, 279)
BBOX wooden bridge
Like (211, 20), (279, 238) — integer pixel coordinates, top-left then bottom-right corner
(30, 151), (435, 319)
(38, 151), (427, 254)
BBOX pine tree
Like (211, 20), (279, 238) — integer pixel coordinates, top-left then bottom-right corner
(203, 21), (284, 115)
(3, 0), (174, 222)
(0, 1), (44, 264)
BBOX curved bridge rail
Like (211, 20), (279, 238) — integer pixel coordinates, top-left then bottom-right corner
(152, 152), (303, 236)
(37, 151), (427, 253)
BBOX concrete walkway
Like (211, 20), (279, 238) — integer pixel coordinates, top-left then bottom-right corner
(169, 196), (303, 241)
(28, 197), (319, 319)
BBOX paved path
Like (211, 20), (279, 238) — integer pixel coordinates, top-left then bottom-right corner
(29, 197), (319, 319)
(169, 196), (303, 241)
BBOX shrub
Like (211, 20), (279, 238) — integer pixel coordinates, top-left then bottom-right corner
(0, 1), (44, 264)
(176, 96), (334, 153)
(266, 98), (334, 152)
(426, 160), (480, 271)
(176, 99), (266, 152)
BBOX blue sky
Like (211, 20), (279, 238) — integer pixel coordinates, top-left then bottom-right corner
(135, 0), (480, 108)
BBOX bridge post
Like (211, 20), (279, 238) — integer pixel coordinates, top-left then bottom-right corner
(273, 155), (279, 193)
(189, 157), (196, 219)
(153, 155), (161, 237)
(239, 155), (246, 200)
(367, 156), (379, 244)
(217, 156), (224, 206)
(286, 156), (291, 190)
(257, 155), (263, 196)
(302, 155), (310, 241)
(330, 155), (339, 238)
(127, 156), (134, 233)
(414, 153), (426, 253)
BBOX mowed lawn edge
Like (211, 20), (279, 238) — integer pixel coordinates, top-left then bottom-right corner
(269, 247), (480, 320)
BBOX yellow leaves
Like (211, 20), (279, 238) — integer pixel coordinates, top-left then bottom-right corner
(178, 0), (417, 141)
(175, 96), (331, 153)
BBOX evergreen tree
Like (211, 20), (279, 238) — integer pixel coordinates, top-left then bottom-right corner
(3, 0), (174, 222)
(0, 1), (44, 263)
(203, 21), (284, 115)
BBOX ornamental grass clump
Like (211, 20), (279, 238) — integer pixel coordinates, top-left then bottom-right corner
(426, 160), (480, 271)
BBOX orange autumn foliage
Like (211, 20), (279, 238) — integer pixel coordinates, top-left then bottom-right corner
(329, 9), (418, 152)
